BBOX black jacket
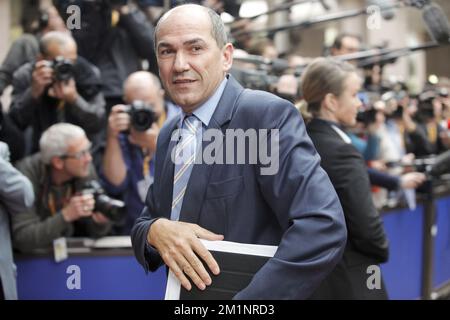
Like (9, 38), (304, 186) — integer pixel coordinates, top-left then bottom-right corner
(307, 118), (389, 299)
(70, 7), (156, 99)
(9, 56), (105, 154)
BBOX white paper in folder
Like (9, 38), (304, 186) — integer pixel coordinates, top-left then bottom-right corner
(165, 240), (277, 300)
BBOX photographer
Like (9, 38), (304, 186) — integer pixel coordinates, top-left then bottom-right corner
(415, 89), (449, 155)
(0, 5), (68, 95)
(100, 71), (178, 234)
(55, 0), (157, 111)
(8, 31), (105, 156)
(12, 124), (111, 253)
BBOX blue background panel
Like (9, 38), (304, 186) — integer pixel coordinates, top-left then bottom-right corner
(16, 255), (167, 300)
(433, 197), (450, 289)
(381, 205), (424, 300)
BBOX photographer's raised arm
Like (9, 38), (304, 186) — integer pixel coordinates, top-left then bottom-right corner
(64, 87), (106, 135)
(9, 63), (44, 130)
(102, 105), (130, 187)
(118, 6), (155, 61)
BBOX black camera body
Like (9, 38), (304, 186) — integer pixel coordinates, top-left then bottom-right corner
(81, 180), (125, 222)
(124, 100), (157, 132)
(356, 108), (377, 124)
(46, 56), (74, 82)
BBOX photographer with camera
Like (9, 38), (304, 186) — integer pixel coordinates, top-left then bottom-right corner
(414, 89), (450, 155)
(0, 5), (68, 96)
(55, 0), (157, 112)
(11, 124), (112, 253)
(100, 71), (178, 235)
(8, 31), (105, 157)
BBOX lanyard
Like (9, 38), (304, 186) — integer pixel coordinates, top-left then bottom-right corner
(47, 185), (73, 216)
(142, 149), (152, 178)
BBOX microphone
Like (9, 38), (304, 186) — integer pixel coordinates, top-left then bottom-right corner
(366, 0), (396, 20)
(421, 3), (450, 44)
(318, 0), (330, 11)
(233, 54), (291, 74)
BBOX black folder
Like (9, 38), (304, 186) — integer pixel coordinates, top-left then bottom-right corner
(165, 240), (277, 300)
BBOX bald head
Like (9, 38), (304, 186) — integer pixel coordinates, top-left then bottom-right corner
(123, 71), (165, 117)
(124, 71), (161, 93)
(155, 4), (228, 50)
(39, 31), (77, 61)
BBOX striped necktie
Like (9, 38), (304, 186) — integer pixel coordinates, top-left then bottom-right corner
(170, 115), (202, 221)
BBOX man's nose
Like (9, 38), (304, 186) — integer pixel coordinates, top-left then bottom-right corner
(84, 152), (93, 163)
(173, 52), (190, 73)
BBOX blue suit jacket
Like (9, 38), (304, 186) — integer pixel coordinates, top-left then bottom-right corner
(131, 76), (347, 299)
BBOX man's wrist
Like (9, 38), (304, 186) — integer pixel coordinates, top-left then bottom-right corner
(147, 217), (165, 247)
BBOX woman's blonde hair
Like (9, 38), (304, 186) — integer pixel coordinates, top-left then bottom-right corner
(301, 57), (356, 117)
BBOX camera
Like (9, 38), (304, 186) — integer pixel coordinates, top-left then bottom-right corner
(45, 56), (74, 82)
(124, 100), (158, 132)
(356, 107), (377, 124)
(81, 180), (125, 222)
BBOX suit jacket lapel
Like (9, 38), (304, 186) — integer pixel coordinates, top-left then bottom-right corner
(179, 76), (244, 224)
(159, 118), (180, 219)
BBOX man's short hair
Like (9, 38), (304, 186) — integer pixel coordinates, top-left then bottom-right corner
(154, 4), (228, 49)
(331, 33), (362, 50)
(39, 31), (75, 56)
(40, 123), (86, 164)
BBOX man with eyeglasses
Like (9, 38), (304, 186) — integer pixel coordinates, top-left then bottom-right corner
(12, 123), (111, 253)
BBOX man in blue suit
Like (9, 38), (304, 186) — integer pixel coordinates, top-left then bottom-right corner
(131, 4), (347, 299)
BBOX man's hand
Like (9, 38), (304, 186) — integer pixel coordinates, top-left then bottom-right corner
(61, 194), (95, 222)
(31, 61), (53, 99)
(400, 172), (426, 189)
(128, 122), (159, 152)
(148, 218), (224, 291)
(108, 105), (131, 139)
(48, 78), (78, 104)
(92, 212), (110, 224)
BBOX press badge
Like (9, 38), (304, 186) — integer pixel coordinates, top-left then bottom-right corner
(137, 176), (153, 203)
(53, 237), (68, 263)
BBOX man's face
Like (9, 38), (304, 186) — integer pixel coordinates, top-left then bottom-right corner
(333, 36), (361, 56)
(60, 135), (92, 178)
(45, 40), (77, 63)
(124, 84), (165, 120)
(156, 7), (233, 113)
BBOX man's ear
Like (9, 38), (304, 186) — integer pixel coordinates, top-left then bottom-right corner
(158, 88), (165, 99)
(222, 43), (234, 72)
(51, 156), (64, 170)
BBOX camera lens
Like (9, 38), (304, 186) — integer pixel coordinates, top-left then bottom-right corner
(128, 101), (157, 132)
(94, 194), (125, 222)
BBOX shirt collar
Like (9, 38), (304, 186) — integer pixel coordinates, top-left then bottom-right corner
(314, 118), (352, 144)
(178, 77), (228, 128)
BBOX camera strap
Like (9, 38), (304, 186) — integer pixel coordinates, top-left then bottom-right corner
(142, 149), (152, 178)
(47, 184), (73, 216)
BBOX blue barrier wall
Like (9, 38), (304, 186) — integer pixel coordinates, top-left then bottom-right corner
(381, 205), (424, 300)
(15, 195), (450, 300)
(434, 196), (450, 289)
(16, 254), (167, 300)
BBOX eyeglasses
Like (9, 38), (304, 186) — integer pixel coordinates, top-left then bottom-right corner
(60, 144), (92, 160)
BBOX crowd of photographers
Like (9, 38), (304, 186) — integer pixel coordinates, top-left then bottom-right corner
(0, 0), (449, 270)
